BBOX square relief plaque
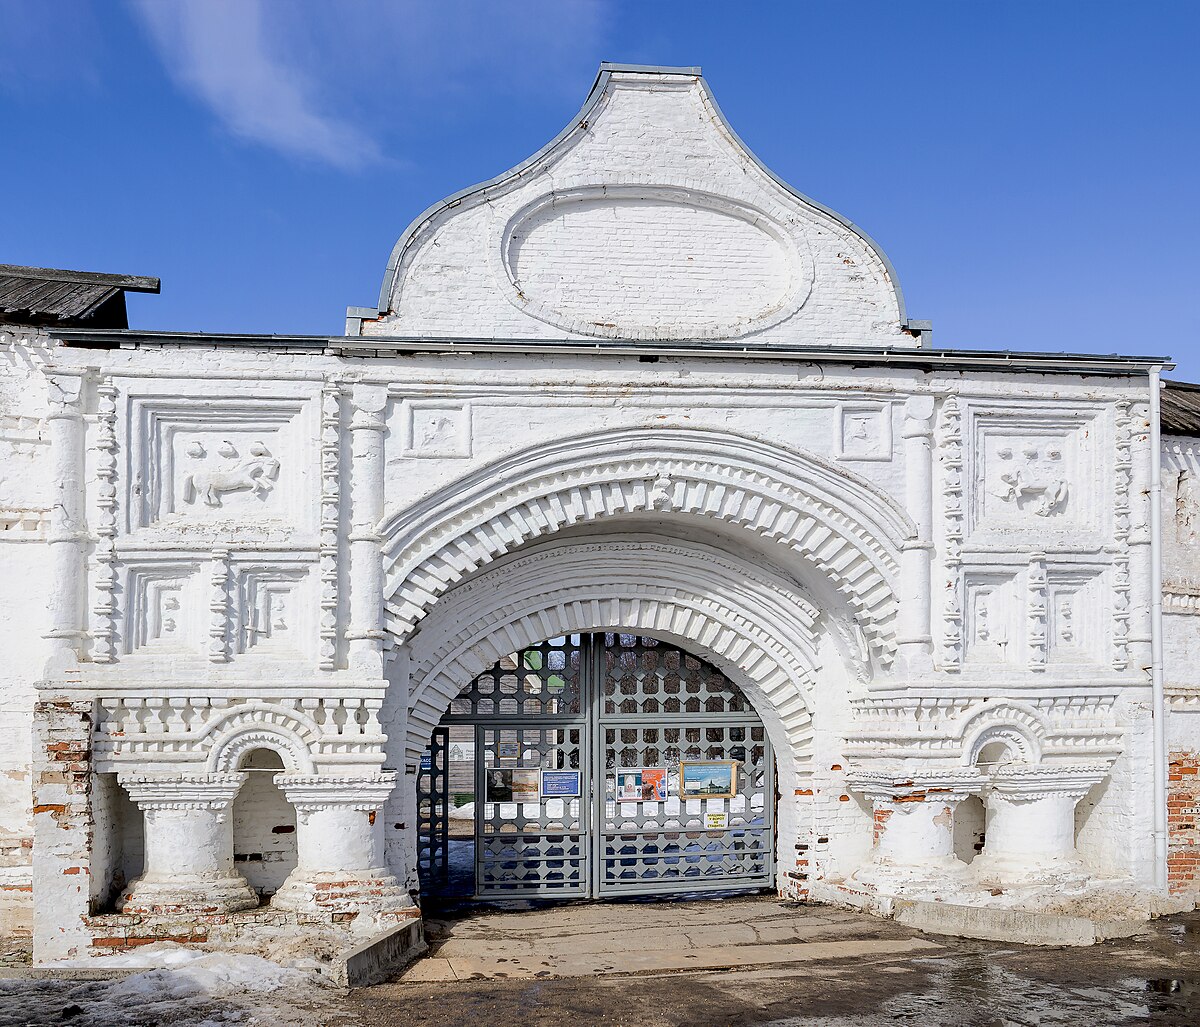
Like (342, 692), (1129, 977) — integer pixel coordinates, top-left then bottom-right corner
(404, 401), (471, 458)
(835, 403), (892, 461)
(966, 407), (1100, 542)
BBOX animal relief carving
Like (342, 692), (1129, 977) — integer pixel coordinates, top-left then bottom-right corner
(992, 443), (1068, 517)
(182, 441), (280, 508)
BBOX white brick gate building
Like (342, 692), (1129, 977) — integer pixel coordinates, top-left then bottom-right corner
(1, 64), (1197, 961)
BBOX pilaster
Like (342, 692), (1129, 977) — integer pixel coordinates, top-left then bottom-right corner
(896, 395), (935, 673)
(43, 372), (87, 669)
(345, 385), (389, 677)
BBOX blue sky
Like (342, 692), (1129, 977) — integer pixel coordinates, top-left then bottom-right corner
(1, 1), (1197, 375)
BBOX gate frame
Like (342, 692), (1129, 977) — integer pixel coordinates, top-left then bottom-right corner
(419, 631), (777, 901)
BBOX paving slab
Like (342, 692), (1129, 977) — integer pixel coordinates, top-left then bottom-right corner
(404, 896), (943, 982)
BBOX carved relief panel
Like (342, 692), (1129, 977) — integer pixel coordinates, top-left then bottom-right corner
(963, 570), (1022, 665)
(124, 562), (202, 655)
(123, 393), (319, 537)
(1045, 567), (1105, 665)
(965, 406), (1102, 543)
(835, 402), (892, 461)
(232, 563), (314, 659)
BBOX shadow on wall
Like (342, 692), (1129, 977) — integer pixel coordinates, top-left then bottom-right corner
(231, 748), (297, 900)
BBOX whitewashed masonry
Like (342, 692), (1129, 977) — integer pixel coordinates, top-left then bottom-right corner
(0, 63), (1194, 960)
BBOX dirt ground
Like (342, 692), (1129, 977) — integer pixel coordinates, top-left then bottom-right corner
(350, 897), (1200, 1027)
(3, 899), (1198, 1027)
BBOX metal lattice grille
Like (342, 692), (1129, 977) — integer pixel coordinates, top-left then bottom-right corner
(450, 637), (584, 719)
(416, 727), (450, 888)
(419, 632), (775, 900)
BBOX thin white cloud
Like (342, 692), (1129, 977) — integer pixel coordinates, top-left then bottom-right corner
(129, 0), (381, 170)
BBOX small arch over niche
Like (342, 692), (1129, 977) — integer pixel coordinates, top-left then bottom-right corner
(231, 747), (297, 900)
(203, 705), (318, 775)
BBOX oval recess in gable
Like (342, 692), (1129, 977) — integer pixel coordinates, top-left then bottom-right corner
(498, 186), (811, 340)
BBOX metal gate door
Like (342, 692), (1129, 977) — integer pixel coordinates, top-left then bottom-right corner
(418, 632), (775, 901)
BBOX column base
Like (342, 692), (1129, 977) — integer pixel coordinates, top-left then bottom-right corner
(270, 868), (412, 921)
(968, 853), (1090, 889)
(121, 873), (259, 915)
(851, 854), (971, 892)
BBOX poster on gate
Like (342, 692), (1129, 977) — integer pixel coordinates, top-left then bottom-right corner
(614, 768), (668, 801)
(541, 770), (581, 797)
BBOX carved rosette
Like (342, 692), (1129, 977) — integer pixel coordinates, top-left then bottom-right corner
(938, 395), (964, 669)
(1027, 553), (1048, 671)
(318, 380), (343, 670)
(91, 377), (118, 662)
(208, 549), (231, 662)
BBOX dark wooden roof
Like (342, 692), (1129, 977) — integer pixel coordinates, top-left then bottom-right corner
(0, 265), (159, 329)
(1162, 380), (1200, 436)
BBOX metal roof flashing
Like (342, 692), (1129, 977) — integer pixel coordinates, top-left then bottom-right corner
(45, 328), (1173, 378)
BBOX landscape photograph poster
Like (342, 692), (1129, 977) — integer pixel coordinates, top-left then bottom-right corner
(486, 767), (541, 802)
(679, 761), (738, 799)
(511, 769), (541, 801)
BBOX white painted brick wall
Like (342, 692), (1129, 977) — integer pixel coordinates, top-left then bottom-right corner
(231, 771), (297, 897)
(364, 70), (908, 346)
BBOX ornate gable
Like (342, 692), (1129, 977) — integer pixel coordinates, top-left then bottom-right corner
(356, 63), (915, 347)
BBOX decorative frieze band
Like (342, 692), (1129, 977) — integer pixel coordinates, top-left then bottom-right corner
(208, 549), (231, 662)
(90, 377), (119, 662)
(1026, 553), (1047, 671)
(318, 379), (343, 670)
(938, 395), (964, 670)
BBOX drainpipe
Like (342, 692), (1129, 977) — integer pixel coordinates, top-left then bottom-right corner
(1148, 365), (1167, 891)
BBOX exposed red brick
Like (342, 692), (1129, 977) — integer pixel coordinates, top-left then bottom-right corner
(1168, 749), (1200, 894)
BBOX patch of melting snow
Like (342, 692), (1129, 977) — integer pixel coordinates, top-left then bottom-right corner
(0, 946), (347, 1027)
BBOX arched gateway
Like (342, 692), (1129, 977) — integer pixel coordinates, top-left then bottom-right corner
(418, 632), (775, 900)
(9, 63), (1175, 967)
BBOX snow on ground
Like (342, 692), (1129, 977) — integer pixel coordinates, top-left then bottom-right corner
(0, 946), (353, 1027)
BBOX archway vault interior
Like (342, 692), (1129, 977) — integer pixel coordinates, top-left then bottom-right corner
(400, 529), (843, 766)
(393, 522), (877, 886)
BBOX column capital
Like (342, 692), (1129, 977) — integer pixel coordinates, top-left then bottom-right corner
(44, 370), (86, 414)
(985, 762), (1111, 804)
(846, 767), (985, 805)
(901, 394), (936, 437)
(348, 383), (389, 425)
(118, 771), (245, 810)
(276, 772), (397, 811)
